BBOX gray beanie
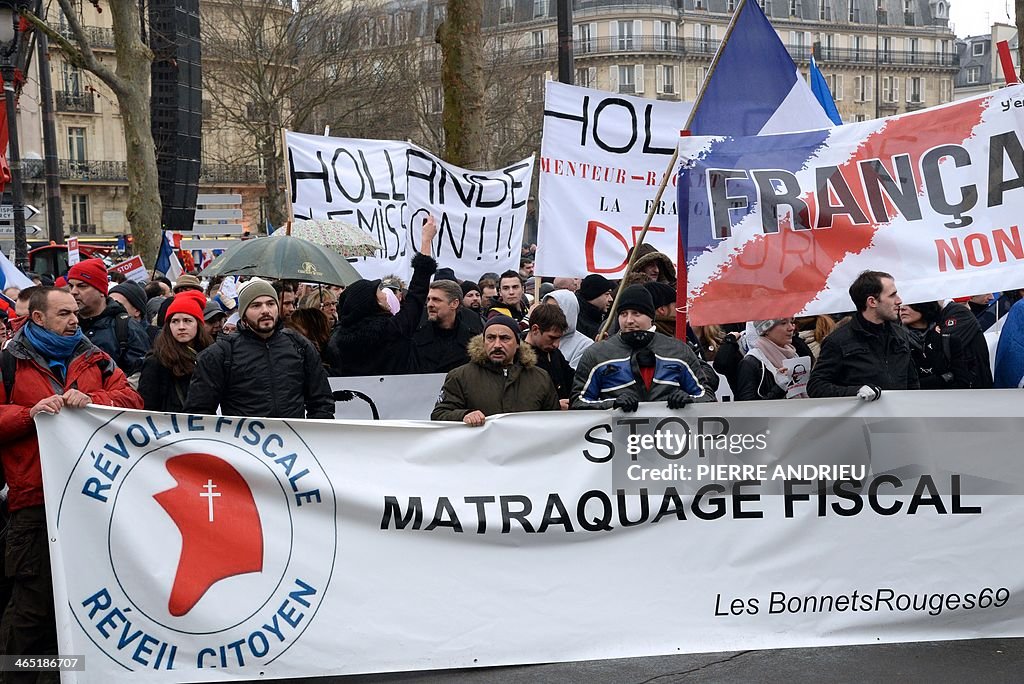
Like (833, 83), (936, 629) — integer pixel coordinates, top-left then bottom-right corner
(238, 277), (279, 315)
(752, 319), (789, 336)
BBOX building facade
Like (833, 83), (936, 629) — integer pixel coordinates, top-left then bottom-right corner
(954, 23), (1019, 99)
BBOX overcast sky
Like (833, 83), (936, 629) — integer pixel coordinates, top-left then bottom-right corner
(949, 0), (1015, 38)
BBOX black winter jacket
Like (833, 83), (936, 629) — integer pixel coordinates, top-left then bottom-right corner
(406, 309), (483, 374)
(185, 325), (334, 418)
(78, 300), (152, 376)
(807, 314), (919, 397)
(736, 355), (788, 401)
(909, 302), (992, 390)
(328, 252), (434, 376)
(575, 295), (606, 340)
(138, 354), (194, 412)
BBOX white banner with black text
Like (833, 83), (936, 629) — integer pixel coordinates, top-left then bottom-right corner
(39, 391), (1024, 683)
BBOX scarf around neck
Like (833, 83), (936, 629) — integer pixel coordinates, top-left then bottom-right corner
(23, 322), (84, 377)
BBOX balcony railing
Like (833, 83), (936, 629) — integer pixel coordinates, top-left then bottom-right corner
(812, 46), (959, 67)
(200, 163), (264, 184)
(58, 25), (115, 49)
(56, 91), (95, 113)
(59, 159), (128, 182)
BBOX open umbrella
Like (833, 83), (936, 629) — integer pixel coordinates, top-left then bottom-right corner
(199, 235), (362, 286)
(285, 218), (382, 258)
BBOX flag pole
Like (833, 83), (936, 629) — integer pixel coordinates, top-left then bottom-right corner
(597, 0), (752, 338)
(280, 127), (295, 236)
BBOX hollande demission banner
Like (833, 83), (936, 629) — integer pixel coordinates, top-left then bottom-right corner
(38, 392), (1024, 683)
(679, 83), (1024, 325)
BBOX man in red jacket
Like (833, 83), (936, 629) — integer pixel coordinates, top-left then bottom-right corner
(0, 286), (143, 678)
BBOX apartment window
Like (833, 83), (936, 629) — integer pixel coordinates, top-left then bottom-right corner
(972, 41), (985, 56)
(821, 33), (835, 59)
(855, 114), (867, 122)
(848, 3), (858, 21)
(853, 35), (864, 60)
(827, 73), (843, 100)
(789, 0), (799, 16)
(908, 76), (923, 103)
(67, 127), (87, 172)
(575, 66), (592, 88)
(577, 23), (593, 53)
(71, 194), (89, 227)
(882, 76), (898, 102)
(618, 65), (635, 94)
(660, 20), (674, 50)
(727, 0), (736, 10)
(790, 31), (807, 50)
(532, 30), (545, 58)
(617, 20), (634, 50)
(432, 4), (446, 30)
(695, 0), (705, 8)
(880, 36), (892, 63)
(661, 65), (675, 94)
(854, 75), (873, 102)
(819, 0), (830, 20)
(534, 0), (548, 18)
(908, 37), (919, 63)
(62, 63), (82, 95)
(940, 78), (952, 101)
(530, 73), (545, 101)
(499, 0), (513, 23)
(937, 39), (950, 64)
(696, 23), (713, 52)
(430, 86), (442, 114)
(967, 66), (980, 83)
(903, 0), (913, 12)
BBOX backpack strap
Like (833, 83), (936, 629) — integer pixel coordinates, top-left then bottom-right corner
(114, 311), (130, 358)
(1, 347), (15, 401)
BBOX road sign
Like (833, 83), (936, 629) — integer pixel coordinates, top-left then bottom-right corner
(0, 224), (41, 235)
(0, 205), (39, 221)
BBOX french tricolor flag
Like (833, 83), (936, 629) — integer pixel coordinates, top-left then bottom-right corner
(0, 250), (32, 291)
(688, 0), (835, 138)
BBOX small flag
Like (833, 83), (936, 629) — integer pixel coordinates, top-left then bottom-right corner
(809, 56), (843, 125)
(155, 231), (184, 281)
(0, 250), (32, 290)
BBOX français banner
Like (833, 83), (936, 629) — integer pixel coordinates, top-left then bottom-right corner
(679, 84), (1024, 325)
(535, 82), (693, 278)
(40, 393), (1024, 683)
(285, 132), (532, 282)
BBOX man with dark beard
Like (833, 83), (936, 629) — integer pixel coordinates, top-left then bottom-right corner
(185, 278), (334, 418)
(431, 315), (559, 425)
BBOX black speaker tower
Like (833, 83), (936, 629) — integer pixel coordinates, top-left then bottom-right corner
(149, 0), (202, 232)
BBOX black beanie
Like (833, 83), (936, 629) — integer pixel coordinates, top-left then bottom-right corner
(338, 278), (383, 327)
(644, 281), (676, 310)
(461, 280), (481, 296)
(616, 284), (656, 319)
(579, 274), (614, 301)
(110, 281), (148, 316)
(484, 314), (521, 340)
(435, 267), (457, 282)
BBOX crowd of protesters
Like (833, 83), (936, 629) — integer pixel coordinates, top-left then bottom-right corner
(0, 225), (1019, 671)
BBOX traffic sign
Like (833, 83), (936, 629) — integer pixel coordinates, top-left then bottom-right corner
(0, 205), (39, 221)
(0, 224), (41, 235)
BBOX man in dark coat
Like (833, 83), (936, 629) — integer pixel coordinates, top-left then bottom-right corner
(432, 315), (559, 425)
(68, 258), (151, 376)
(808, 270), (919, 400)
(575, 274), (614, 340)
(406, 279), (483, 374)
(522, 302), (572, 409)
(185, 278), (335, 418)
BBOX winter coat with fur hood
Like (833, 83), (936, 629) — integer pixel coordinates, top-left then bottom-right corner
(431, 336), (560, 421)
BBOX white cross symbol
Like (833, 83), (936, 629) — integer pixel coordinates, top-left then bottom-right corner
(200, 480), (221, 522)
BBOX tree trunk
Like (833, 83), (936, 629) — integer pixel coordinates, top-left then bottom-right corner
(262, 124), (288, 231)
(439, 0), (485, 169)
(109, 0), (162, 267)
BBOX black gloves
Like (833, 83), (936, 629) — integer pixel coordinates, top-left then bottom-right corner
(667, 390), (694, 409)
(613, 392), (640, 413)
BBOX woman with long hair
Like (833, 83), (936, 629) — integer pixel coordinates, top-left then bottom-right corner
(138, 291), (213, 411)
(288, 307), (338, 369)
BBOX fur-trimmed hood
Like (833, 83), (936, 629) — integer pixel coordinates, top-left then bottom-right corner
(467, 333), (537, 368)
(631, 244), (676, 284)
